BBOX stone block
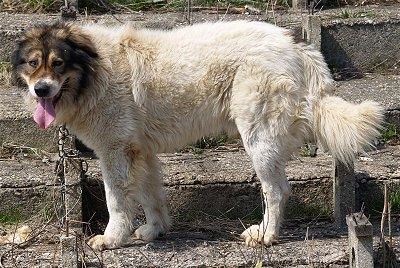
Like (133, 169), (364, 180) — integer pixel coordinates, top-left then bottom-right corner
(60, 235), (78, 268)
(346, 212), (374, 268)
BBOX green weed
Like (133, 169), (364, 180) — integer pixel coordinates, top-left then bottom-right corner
(26, 0), (56, 11)
(39, 197), (55, 223)
(0, 209), (21, 224)
(299, 145), (311, 157)
(0, 61), (11, 71)
(80, 0), (174, 11)
(390, 188), (400, 213)
(163, 0), (186, 9)
(8, 0), (276, 12)
(339, 9), (375, 19)
(381, 124), (400, 144)
(340, 9), (351, 18)
(182, 134), (237, 154)
(1, 0), (62, 12)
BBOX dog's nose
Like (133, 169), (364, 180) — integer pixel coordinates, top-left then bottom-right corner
(34, 82), (50, 97)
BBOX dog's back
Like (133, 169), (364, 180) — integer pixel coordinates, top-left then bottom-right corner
(86, 21), (327, 152)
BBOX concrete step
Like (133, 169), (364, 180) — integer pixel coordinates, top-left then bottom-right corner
(335, 74), (400, 126)
(1, 74), (399, 268)
(1, 144), (399, 225)
(0, 145), (400, 267)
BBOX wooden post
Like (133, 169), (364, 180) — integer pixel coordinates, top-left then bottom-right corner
(60, 159), (81, 268)
(291, 0), (305, 10)
(58, 126), (82, 266)
(333, 159), (355, 228)
(61, 0), (78, 20)
(346, 212), (374, 268)
(59, 126), (82, 234)
(63, 157), (83, 234)
(302, 15), (321, 50)
(68, 0), (78, 8)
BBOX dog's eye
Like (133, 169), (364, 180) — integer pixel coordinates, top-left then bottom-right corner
(52, 60), (64, 68)
(28, 60), (38, 68)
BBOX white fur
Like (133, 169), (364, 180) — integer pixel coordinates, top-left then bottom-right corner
(27, 21), (383, 250)
(28, 77), (61, 98)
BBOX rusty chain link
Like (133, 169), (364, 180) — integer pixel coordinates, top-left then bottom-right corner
(55, 124), (88, 234)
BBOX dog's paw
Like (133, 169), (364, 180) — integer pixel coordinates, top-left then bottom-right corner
(134, 224), (165, 241)
(240, 225), (263, 247)
(88, 235), (116, 251)
(240, 225), (277, 247)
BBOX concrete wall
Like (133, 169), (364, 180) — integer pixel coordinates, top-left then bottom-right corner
(321, 21), (400, 76)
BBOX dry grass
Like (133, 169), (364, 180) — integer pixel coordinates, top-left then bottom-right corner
(0, 62), (12, 88)
(1, 0), (64, 13)
(1, 0), (398, 14)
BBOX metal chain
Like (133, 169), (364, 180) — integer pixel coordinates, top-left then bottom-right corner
(56, 125), (88, 234)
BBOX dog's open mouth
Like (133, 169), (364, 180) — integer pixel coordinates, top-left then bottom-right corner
(33, 90), (62, 129)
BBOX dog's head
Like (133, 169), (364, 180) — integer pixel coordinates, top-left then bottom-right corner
(12, 21), (98, 129)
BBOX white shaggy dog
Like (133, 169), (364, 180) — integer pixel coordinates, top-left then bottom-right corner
(12, 20), (383, 250)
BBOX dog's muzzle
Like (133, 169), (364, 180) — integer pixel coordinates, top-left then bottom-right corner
(34, 81), (51, 98)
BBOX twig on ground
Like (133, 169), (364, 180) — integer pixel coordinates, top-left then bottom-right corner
(1, 142), (50, 159)
(381, 183), (388, 265)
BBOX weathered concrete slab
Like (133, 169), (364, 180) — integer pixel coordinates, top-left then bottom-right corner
(87, 146), (400, 221)
(0, 227), (398, 267)
(334, 74), (400, 126)
(83, 148), (335, 223)
(0, 222), (354, 267)
(322, 20), (400, 75)
(0, 86), (58, 152)
(1, 146), (400, 267)
(1, 145), (399, 225)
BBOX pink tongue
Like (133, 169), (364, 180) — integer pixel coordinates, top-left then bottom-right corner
(33, 98), (56, 129)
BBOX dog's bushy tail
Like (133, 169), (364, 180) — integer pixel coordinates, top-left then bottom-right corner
(299, 44), (384, 165)
(313, 96), (384, 165)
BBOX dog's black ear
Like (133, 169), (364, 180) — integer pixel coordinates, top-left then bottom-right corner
(65, 25), (98, 59)
(11, 39), (28, 87)
(11, 38), (27, 65)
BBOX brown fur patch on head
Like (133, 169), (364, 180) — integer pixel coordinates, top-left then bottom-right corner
(19, 22), (97, 58)
(11, 21), (98, 90)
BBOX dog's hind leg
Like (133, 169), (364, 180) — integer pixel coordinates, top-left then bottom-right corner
(133, 154), (171, 241)
(239, 130), (291, 247)
(231, 89), (302, 247)
(231, 70), (308, 247)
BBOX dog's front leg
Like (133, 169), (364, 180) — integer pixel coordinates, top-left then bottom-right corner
(88, 153), (135, 251)
(87, 149), (171, 251)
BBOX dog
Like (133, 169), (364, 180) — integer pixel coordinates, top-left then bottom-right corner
(12, 20), (383, 251)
